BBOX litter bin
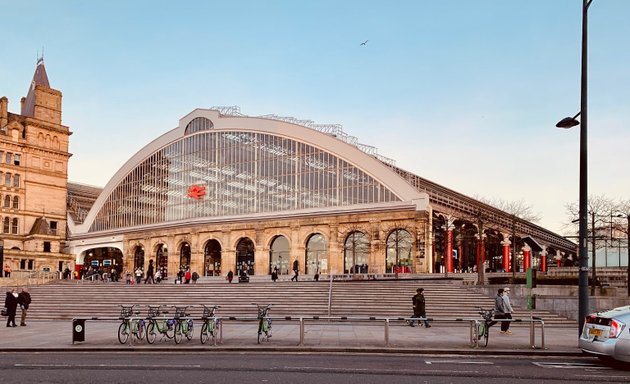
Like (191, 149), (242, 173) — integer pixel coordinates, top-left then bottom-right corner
(72, 319), (85, 343)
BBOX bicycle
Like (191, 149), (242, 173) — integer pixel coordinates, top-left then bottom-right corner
(117, 304), (145, 344)
(145, 305), (176, 344)
(254, 303), (272, 344)
(173, 305), (194, 344)
(474, 306), (495, 347)
(199, 305), (221, 345)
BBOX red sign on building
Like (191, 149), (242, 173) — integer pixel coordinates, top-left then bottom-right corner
(187, 185), (206, 200)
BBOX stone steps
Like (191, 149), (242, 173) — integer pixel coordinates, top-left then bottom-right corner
(22, 279), (575, 326)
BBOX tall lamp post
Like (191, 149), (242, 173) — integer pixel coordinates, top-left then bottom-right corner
(556, 0), (592, 336)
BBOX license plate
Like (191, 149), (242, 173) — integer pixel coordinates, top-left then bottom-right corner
(589, 328), (603, 337)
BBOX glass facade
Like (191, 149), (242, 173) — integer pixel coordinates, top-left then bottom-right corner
(385, 229), (413, 273)
(344, 231), (369, 274)
(90, 130), (400, 232)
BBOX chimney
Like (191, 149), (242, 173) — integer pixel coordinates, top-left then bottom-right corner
(0, 97), (7, 128)
(20, 97), (26, 112)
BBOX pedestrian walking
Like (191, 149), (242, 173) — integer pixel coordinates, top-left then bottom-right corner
(144, 260), (155, 284)
(408, 287), (431, 327)
(3, 264), (11, 278)
(191, 271), (199, 284)
(291, 259), (299, 282)
(4, 288), (18, 327)
(271, 266), (278, 282)
(226, 270), (234, 283)
(500, 287), (514, 334)
(490, 288), (505, 329)
(17, 287), (31, 326)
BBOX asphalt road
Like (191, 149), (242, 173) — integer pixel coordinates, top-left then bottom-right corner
(0, 352), (628, 384)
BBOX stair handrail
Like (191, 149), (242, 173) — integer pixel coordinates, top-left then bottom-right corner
(327, 273), (333, 317)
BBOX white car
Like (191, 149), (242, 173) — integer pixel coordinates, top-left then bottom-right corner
(579, 305), (630, 364)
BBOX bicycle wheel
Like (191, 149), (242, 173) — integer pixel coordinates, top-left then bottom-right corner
(117, 322), (130, 344)
(200, 322), (209, 344)
(482, 323), (489, 347)
(134, 320), (145, 341)
(146, 322), (157, 344)
(174, 322), (183, 344)
(165, 320), (175, 339)
(186, 320), (193, 341)
(257, 320), (263, 344)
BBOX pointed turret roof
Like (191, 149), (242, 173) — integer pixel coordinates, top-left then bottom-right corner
(21, 58), (50, 117)
(29, 216), (52, 236)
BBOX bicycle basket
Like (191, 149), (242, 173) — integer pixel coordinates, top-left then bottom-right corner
(119, 306), (134, 318)
(147, 307), (160, 318)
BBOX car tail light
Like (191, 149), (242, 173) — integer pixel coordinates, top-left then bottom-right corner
(585, 315), (597, 324)
(607, 319), (625, 339)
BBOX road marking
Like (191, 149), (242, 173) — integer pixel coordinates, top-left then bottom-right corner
(532, 362), (611, 369)
(425, 360), (493, 365)
(15, 364), (201, 369)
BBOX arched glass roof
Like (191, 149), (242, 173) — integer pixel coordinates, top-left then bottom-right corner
(89, 130), (402, 232)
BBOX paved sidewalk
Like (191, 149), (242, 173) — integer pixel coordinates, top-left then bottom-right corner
(0, 319), (582, 356)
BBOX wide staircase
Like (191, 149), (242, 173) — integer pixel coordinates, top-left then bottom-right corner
(19, 277), (575, 327)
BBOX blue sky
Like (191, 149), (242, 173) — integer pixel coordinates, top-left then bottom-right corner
(1, 0), (629, 235)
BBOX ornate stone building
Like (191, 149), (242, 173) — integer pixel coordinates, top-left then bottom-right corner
(0, 59), (72, 275)
(66, 106), (575, 279)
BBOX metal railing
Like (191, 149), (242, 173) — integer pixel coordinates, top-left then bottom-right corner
(71, 312), (546, 349)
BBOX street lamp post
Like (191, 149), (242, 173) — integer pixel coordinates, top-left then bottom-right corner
(556, 0), (592, 335)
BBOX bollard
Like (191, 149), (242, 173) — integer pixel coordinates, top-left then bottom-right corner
(384, 319), (389, 347)
(299, 317), (304, 346)
(72, 318), (86, 344)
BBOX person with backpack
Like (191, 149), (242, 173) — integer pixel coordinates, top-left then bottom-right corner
(191, 271), (199, 284)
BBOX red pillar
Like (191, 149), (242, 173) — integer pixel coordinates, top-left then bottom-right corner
(523, 245), (531, 271)
(501, 237), (511, 272)
(540, 247), (547, 272)
(446, 229), (453, 273)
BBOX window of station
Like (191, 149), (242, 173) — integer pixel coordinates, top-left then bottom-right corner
(11, 218), (17, 234)
(20, 259), (26, 269)
(13, 174), (19, 188)
(3, 195), (10, 208)
(44, 241), (51, 252)
(13, 154), (20, 166)
(50, 221), (57, 235)
(12, 196), (18, 209)
(4, 173), (10, 187)
(5, 152), (11, 164)
(3, 217), (9, 233)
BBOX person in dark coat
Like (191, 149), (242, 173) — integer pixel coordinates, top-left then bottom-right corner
(4, 288), (19, 327)
(18, 287), (31, 326)
(227, 270), (234, 283)
(291, 259), (299, 282)
(144, 260), (155, 284)
(409, 288), (431, 328)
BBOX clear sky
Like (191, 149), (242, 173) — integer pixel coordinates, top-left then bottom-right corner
(1, 0), (629, 235)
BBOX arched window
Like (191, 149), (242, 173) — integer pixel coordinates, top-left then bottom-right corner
(156, 244), (168, 278)
(386, 229), (413, 274)
(133, 246), (145, 271)
(3, 217), (9, 233)
(344, 231), (369, 274)
(236, 237), (255, 275)
(305, 233), (327, 275)
(12, 196), (18, 209)
(269, 236), (289, 275)
(179, 242), (191, 269)
(204, 240), (222, 276)
(11, 218), (18, 234)
(3, 195), (10, 208)
(185, 117), (214, 135)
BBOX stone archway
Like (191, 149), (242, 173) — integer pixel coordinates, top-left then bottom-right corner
(204, 239), (222, 276)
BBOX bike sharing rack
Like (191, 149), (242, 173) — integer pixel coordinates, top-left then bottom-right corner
(71, 314), (545, 349)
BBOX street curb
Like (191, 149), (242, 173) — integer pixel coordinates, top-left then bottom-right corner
(0, 346), (585, 357)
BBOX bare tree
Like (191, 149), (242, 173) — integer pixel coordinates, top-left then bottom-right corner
(474, 196), (541, 222)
